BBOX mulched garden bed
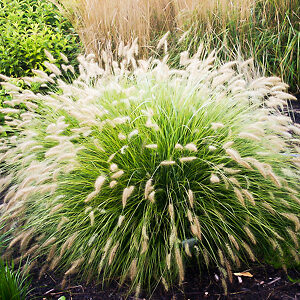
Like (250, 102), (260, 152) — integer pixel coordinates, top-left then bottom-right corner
(28, 264), (300, 300)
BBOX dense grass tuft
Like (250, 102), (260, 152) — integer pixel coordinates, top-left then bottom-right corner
(0, 260), (30, 300)
(0, 46), (299, 294)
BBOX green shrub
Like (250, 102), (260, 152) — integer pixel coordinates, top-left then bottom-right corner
(0, 48), (299, 295)
(0, 0), (81, 78)
(0, 260), (30, 300)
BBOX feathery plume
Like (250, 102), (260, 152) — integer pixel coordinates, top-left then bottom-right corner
(262, 202), (276, 215)
(210, 174), (220, 184)
(223, 141), (234, 149)
(109, 180), (118, 188)
(118, 133), (126, 140)
(110, 163), (118, 172)
(111, 170), (124, 179)
(160, 160), (176, 166)
(286, 228), (299, 248)
(175, 247), (184, 284)
(122, 186), (135, 208)
(128, 129), (138, 139)
(117, 215), (125, 227)
(211, 122), (224, 130)
(242, 242), (255, 261)
(89, 211), (95, 226)
(242, 189), (255, 205)
(175, 143), (184, 150)
(243, 226), (256, 244)
(144, 179), (154, 199)
(130, 258), (137, 280)
(179, 156), (197, 163)
(281, 213), (300, 231)
(108, 242), (120, 265)
(228, 234), (240, 251)
(148, 191), (155, 203)
(145, 144), (158, 149)
(234, 188), (245, 206)
(185, 143), (197, 152)
(187, 189), (194, 208)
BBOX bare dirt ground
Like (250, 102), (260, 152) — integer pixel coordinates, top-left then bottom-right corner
(28, 264), (300, 300)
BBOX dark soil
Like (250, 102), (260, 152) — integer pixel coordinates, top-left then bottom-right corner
(288, 93), (300, 124)
(27, 264), (300, 300)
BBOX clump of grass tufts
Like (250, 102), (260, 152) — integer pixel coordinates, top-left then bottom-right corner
(0, 43), (299, 294)
(0, 260), (30, 300)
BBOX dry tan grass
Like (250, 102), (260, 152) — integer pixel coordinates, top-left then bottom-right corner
(50, 0), (297, 58)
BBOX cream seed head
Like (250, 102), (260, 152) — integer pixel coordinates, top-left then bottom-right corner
(223, 141), (234, 149)
(184, 143), (197, 152)
(148, 191), (155, 203)
(118, 133), (126, 140)
(175, 143), (184, 150)
(111, 170), (124, 179)
(228, 234), (240, 251)
(144, 179), (153, 199)
(234, 188), (245, 206)
(211, 122), (224, 130)
(238, 132), (260, 141)
(117, 215), (125, 227)
(179, 156), (197, 163)
(94, 175), (106, 191)
(122, 186), (135, 208)
(109, 180), (118, 188)
(110, 163), (118, 172)
(145, 144), (158, 149)
(89, 211), (95, 226)
(130, 258), (137, 281)
(160, 160), (176, 166)
(108, 242), (120, 265)
(145, 118), (159, 130)
(228, 177), (241, 187)
(175, 247), (184, 284)
(107, 153), (116, 162)
(226, 148), (241, 162)
(128, 129), (138, 139)
(168, 204), (175, 220)
(187, 189), (194, 208)
(120, 145), (128, 154)
(210, 174), (220, 184)
(281, 213), (300, 231)
(242, 189), (255, 205)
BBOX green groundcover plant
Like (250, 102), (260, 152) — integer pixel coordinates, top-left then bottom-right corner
(0, 222), (29, 300)
(0, 43), (299, 295)
(0, 260), (30, 300)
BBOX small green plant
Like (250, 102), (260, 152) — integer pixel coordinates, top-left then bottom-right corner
(0, 260), (30, 300)
(0, 46), (299, 295)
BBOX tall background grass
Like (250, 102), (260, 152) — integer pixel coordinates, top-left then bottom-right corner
(51, 0), (299, 93)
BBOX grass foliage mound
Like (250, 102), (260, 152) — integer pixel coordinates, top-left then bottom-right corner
(0, 45), (299, 294)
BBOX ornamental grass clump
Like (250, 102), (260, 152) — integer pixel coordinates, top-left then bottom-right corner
(0, 44), (300, 294)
